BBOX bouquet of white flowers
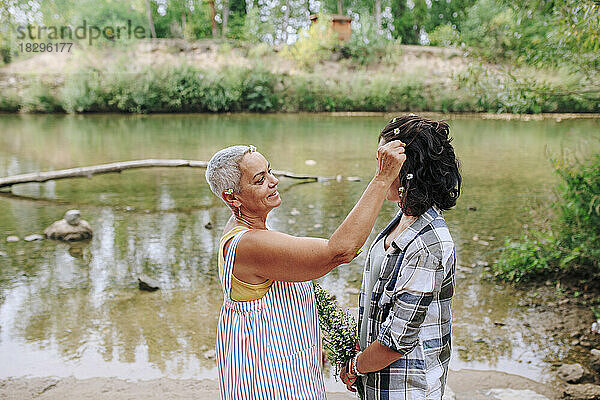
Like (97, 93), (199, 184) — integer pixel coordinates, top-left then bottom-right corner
(314, 283), (364, 398)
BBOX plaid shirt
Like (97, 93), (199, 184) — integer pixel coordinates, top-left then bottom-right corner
(358, 206), (456, 400)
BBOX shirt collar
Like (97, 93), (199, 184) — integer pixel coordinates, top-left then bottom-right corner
(388, 206), (440, 253)
(374, 210), (403, 243)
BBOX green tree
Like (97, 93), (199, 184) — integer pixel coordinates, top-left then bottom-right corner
(426, 0), (476, 33)
(390, 0), (428, 44)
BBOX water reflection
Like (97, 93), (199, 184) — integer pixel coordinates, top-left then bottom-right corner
(0, 114), (598, 382)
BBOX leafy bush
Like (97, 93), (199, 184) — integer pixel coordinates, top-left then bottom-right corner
(55, 66), (279, 113)
(281, 14), (338, 69)
(341, 14), (397, 65)
(240, 69), (279, 112)
(21, 82), (64, 113)
(554, 154), (600, 273)
(491, 233), (560, 283)
(455, 63), (600, 113)
(460, 0), (516, 61)
(428, 24), (460, 47)
(5, 60), (598, 114)
(61, 71), (111, 113)
(0, 89), (21, 112)
(493, 154), (600, 282)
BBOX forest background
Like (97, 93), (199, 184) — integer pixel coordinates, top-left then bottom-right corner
(0, 0), (599, 114)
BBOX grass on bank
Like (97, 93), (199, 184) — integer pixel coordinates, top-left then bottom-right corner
(1, 63), (598, 114)
(492, 152), (600, 285)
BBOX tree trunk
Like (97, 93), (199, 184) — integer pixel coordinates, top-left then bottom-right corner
(208, 0), (218, 37)
(375, 0), (381, 31)
(222, 0), (229, 37)
(145, 0), (157, 38)
(0, 159), (357, 190)
(181, 12), (187, 38)
(337, 0), (343, 14)
(282, 0), (290, 43)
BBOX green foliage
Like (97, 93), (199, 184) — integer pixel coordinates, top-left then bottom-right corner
(459, 0), (518, 61)
(592, 305), (600, 320)
(390, 0), (428, 44)
(56, 65), (278, 113)
(426, 0), (476, 33)
(428, 24), (459, 47)
(241, 7), (273, 43)
(60, 71), (110, 112)
(459, 0), (600, 74)
(314, 283), (357, 368)
(8, 62), (598, 114)
(491, 233), (560, 283)
(0, 45), (11, 65)
(21, 82), (64, 113)
(342, 15), (399, 65)
(493, 154), (600, 283)
(225, 0), (249, 40)
(239, 69), (279, 112)
(554, 154), (600, 272)
(281, 15), (338, 69)
(455, 63), (600, 113)
(0, 90), (21, 112)
(284, 74), (428, 112)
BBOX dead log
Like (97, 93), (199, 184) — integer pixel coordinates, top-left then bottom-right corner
(0, 159), (359, 189)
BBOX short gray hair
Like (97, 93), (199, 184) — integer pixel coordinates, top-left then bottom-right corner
(205, 145), (254, 201)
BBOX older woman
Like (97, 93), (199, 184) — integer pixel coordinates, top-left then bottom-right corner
(205, 142), (406, 399)
(340, 114), (461, 400)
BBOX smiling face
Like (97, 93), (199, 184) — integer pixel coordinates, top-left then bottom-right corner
(235, 151), (281, 216)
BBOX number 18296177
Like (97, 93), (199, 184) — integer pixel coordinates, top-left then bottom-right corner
(18, 42), (73, 53)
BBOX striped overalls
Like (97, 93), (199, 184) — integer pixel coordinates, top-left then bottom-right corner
(216, 229), (327, 399)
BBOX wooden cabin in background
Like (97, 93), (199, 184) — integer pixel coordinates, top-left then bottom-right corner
(309, 14), (352, 42)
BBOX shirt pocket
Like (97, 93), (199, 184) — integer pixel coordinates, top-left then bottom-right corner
(377, 251), (437, 308)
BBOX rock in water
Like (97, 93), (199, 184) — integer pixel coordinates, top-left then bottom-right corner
(0, 251), (8, 257)
(563, 384), (600, 400)
(557, 364), (594, 384)
(138, 275), (160, 291)
(203, 349), (216, 360)
(6, 236), (19, 243)
(24, 234), (44, 242)
(590, 349), (600, 374)
(64, 210), (81, 226)
(44, 210), (93, 242)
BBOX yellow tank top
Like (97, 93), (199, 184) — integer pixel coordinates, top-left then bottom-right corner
(218, 226), (273, 302)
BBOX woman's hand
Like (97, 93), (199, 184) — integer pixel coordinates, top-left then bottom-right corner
(231, 140), (407, 283)
(339, 364), (357, 392)
(375, 140), (406, 185)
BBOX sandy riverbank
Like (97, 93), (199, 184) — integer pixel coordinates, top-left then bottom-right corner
(0, 369), (558, 400)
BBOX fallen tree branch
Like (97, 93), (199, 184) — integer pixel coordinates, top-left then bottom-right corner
(0, 159), (358, 189)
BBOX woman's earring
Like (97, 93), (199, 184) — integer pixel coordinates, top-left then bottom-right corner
(398, 187), (405, 196)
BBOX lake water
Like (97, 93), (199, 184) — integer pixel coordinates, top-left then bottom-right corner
(0, 114), (598, 389)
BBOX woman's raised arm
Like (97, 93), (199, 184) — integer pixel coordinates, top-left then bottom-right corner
(233, 141), (406, 282)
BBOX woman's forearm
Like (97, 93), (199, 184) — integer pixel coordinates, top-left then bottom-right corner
(356, 340), (403, 373)
(327, 177), (391, 263)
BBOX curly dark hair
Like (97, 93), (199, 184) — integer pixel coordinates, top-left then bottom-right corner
(379, 114), (462, 217)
